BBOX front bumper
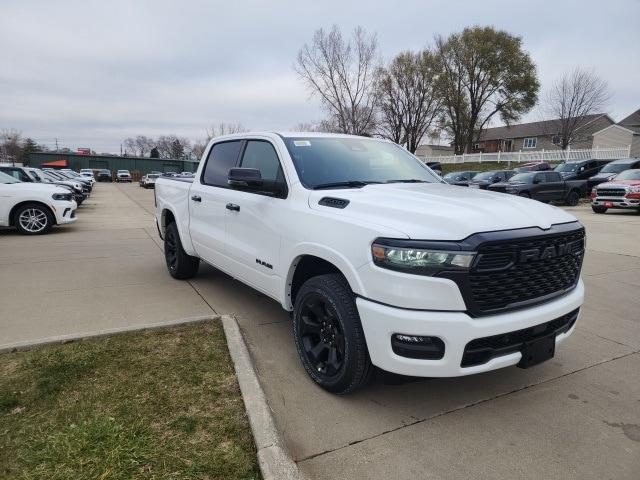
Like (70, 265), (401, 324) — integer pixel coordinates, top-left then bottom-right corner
(592, 197), (640, 209)
(52, 200), (78, 225)
(357, 278), (584, 377)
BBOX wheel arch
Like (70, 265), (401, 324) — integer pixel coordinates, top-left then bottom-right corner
(284, 249), (365, 310)
(9, 201), (56, 226)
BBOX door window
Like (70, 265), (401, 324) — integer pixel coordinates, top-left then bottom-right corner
(240, 140), (282, 183)
(202, 140), (243, 187)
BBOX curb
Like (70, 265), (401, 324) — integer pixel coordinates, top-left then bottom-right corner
(0, 315), (215, 354)
(221, 315), (301, 480)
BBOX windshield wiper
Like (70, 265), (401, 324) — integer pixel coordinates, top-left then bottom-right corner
(385, 179), (429, 184)
(312, 180), (382, 190)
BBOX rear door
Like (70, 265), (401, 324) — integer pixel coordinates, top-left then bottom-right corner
(543, 171), (565, 201)
(224, 139), (289, 299)
(188, 140), (243, 267)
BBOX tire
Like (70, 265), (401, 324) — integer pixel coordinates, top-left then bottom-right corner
(518, 192), (531, 199)
(13, 203), (54, 235)
(565, 190), (580, 206)
(592, 205), (607, 214)
(164, 222), (199, 279)
(293, 273), (373, 394)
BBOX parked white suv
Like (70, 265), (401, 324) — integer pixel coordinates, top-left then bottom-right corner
(0, 171), (77, 234)
(154, 132), (585, 394)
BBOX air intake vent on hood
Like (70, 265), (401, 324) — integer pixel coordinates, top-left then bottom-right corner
(318, 197), (349, 209)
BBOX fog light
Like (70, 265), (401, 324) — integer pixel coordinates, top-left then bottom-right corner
(391, 334), (445, 360)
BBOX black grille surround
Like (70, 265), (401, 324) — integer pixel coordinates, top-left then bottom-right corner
(461, 308), (579, 367)
(435, 222), (585, 317)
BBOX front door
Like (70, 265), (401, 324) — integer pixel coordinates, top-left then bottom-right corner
(224, 139), (289, 299)
(188, 140), (243, 267)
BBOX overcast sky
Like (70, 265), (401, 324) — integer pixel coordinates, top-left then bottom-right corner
(1, 0), (638, 153)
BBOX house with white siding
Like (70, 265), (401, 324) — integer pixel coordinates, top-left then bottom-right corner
(592, 109), (640, 158)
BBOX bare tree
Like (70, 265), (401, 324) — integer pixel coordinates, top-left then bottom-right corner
(123, 135), (155, 157)
(191, 140), (207, 160)
(295, 25), (379, 136)
(0, 129), (23, 165)
(545, 68), (611, 149)
(156, 135), (191, 159)
(206, 122), (248, 140)
(376, 49), (443, 153)
(435, 27), (539, 154)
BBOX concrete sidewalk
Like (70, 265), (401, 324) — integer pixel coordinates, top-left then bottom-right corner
(0, 183), (213, 350)
(2, 184), (638, 479)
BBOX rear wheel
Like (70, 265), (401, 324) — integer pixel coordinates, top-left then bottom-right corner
(591, 205), (607, 214)
(293, 274), (373, 394)
(164, 222), (199, 279)
(13, 203), (54, 235)
(565, 190), (580, 206)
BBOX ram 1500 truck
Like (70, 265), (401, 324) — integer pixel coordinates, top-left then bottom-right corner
(155, 132), (585, 394)
(487, 171), (586, 205)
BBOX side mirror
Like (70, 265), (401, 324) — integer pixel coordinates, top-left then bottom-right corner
(228, 168), (263, 188)
(492, 177), (500, 183)
(533, 178), (542, 184)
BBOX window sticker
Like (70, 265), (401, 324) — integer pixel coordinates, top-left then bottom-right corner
(294, 140), (311, 147)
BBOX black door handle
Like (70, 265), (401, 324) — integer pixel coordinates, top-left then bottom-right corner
(191, 195), (201, 202)
(225, 203), (240, 212)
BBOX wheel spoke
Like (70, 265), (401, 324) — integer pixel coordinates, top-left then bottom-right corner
(327, 346), (340, 372)
(300, 314), (321, 333)
(308, 341), (328, 362)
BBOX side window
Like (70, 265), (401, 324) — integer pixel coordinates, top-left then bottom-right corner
(545, 172), (560, 182)
(202, 140), (243, 187)
(534, 173), (545, 183)
(240, 140), (282, 183)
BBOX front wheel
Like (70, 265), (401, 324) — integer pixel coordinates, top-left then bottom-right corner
(164, 222), (199, 279)
(565, 190), (580, 206)
(13, 203), (54, 235)
(293, 274), (373, 394)
(592, 205), (607, 214)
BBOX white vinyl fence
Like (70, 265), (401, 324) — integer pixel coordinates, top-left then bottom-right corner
(419, 145), (632, 165)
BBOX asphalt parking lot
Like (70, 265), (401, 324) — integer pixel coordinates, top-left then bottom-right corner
(1, 183), (639, 479)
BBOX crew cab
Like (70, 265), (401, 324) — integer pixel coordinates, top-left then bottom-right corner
(155, 132), (585, 394)
(487, 171), (586, 206)
(554, 159), (609, 181)
(590, 169), (640, 213)
(0, 170), (77, 234)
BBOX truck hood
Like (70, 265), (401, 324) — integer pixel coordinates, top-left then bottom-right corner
(308, 183), (577, 240)
(590, 172), (617, 180)
(597, 179), (640, 188)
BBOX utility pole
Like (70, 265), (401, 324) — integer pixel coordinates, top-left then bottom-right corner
(55, 138), (59, 152)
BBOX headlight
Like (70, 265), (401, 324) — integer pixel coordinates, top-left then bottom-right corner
(372, 240), (476, 275)
(52, 193), (73, 201)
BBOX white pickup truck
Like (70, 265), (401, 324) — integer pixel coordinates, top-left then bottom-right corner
(155, 132), (585, 394)
(0, 170), (77, 234)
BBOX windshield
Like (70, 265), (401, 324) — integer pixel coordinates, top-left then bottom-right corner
(282, 137), (441, 188)
(0, 171), (21, 183)
(509, 172), (537, 183)
(148, 174), (160, 178)
(601, 162), (631, 174)
(555, 163), (579, 172)
(614, 169), (640, 181)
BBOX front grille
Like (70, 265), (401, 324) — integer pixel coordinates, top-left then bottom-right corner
(437, 225), (585, 316)
(596, 188), (625, 197)
(461, 308), (579, 367)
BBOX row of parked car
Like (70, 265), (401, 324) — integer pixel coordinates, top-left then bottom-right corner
(139, 171), (194, 188)
(442, 158), (640, 213)
(0, 166), (97, 234)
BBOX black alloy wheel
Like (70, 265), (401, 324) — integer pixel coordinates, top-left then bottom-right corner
(299, 292), (346, 378)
